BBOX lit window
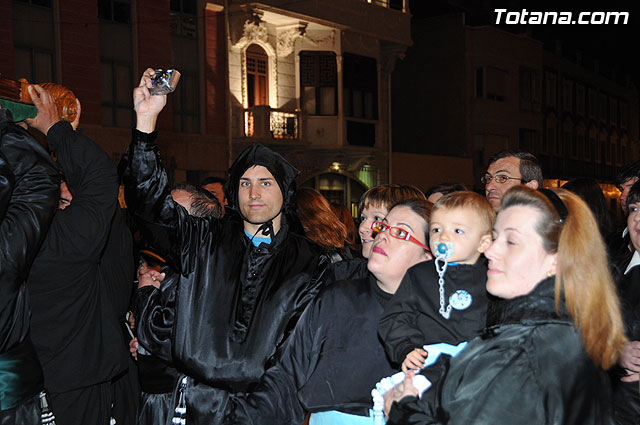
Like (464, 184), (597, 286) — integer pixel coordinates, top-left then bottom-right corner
(246, 44), (268, 107)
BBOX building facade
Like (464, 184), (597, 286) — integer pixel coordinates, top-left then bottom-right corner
(392, 12), (639, 206)
(218, 0), (411, 214)
(1, 0), (411, 215)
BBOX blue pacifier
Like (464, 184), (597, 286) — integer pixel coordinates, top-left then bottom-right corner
(436, 242), (454, 259)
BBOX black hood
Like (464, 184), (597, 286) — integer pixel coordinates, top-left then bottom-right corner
(225, 143), (299, 223)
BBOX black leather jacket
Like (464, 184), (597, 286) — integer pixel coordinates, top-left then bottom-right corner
(0, 109), (59, 409)
(388, 277), (615, 425)
(0, 110), (59, 352)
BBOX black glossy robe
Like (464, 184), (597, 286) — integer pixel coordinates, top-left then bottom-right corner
(0, 109), (59, 416)
(387, 277), (615, 425)
(119, 130), (329, 424)
(134, 268), (181, 425)
(225, 275), (398, 424)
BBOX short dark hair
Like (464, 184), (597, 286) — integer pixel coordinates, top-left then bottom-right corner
(487, 150), (543, 188)
(172, 183), (222, 218)
(626, 179), (640, 208)
(615, 161), (640, 190)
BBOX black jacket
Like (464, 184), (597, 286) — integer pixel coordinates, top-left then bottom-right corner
(119, 131), (329, 424)
(611, 263), (640, 424)
(0, 109), (59, 409)
(328, 256), (368, 282)
(27, 121), (129, 393)
(379, 258), (489, 365)
(226, 275), (398, 424)
(0, 110), (59, 353)
(388, 277), (615, 425)
(378, 257), (489, 406)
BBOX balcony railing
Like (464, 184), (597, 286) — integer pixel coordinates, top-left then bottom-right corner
(365, 0), (405, 11)
(244, 106), (299, 140)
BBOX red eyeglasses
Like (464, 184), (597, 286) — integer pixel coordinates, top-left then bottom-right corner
(371, 221), (430, 252)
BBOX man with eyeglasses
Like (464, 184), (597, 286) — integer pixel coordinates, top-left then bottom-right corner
(482, 150), (543, 211)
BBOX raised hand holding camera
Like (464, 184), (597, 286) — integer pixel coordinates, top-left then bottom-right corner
(134, 68), (179, 133)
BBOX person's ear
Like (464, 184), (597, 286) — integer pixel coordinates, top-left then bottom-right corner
(525, 180), (539, 190)
(477, 234), (493, 253)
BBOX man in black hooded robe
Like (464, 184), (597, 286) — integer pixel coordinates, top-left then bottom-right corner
(119, 68), (329, 424)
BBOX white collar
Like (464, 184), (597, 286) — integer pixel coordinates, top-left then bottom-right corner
(625, 250), (640, 275)
(622, 227), (633, 252)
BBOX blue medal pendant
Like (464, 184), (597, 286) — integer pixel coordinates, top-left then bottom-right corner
(449, 289), (472, 310)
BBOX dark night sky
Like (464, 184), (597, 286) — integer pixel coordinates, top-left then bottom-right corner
(410, 0), (640, 89)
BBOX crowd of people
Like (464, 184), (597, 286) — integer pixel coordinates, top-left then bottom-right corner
(1, 68), (639, 425)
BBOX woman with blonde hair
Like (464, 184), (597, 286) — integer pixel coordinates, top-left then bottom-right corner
(385, 186), (626, 425)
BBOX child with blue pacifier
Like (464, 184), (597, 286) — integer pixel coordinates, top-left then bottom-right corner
(377, 191), (495, 409)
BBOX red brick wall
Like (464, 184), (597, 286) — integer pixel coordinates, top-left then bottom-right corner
(0, 0), (15, 79)
(204, 10), (226, 137)
(58, 0), (101, 125)
(136, 0), (173, 131)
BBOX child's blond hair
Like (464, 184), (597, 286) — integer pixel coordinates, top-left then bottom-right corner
(432, 191), (496, 234)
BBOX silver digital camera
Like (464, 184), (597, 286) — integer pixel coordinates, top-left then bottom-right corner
(150, 69), (181, 95)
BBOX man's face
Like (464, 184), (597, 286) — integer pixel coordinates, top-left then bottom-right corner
(620, 177), (638, 215)
(202, 182), (228, 207)
(627, 200), (640, 252)
(484, 157), (523, 211)
(59, 182), (73, 210)
(238, 165), (283, 225)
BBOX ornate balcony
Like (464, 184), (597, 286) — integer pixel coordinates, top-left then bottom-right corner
(244, 106), (299, 140)
(206, 0), (411, 46)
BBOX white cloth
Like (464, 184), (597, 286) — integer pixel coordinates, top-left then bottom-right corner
(624, 250), (640, 275)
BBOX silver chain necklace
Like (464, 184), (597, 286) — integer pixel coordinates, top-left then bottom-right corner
(435, 242), (454, 319)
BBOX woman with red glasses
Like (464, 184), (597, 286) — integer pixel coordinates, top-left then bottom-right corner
(224, 199), (432, 424)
